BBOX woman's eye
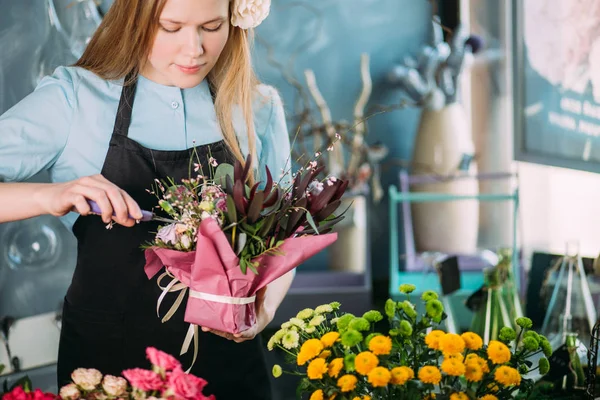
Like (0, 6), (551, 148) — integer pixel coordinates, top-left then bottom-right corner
(203, 24), (222, 32)
(161, 25), (180, 33)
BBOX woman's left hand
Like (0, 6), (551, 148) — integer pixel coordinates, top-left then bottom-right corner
(200, 287), (274, 343)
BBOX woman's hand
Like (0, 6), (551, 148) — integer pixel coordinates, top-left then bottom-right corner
(201, 286), (274, 343)
(35, 174), (143, 227)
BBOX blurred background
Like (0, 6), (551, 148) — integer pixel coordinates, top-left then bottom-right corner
(2, 0), (600, 398)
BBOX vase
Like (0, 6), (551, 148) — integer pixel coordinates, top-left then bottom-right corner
(410, 102), (479, 254)
(328, 194), (368, 273)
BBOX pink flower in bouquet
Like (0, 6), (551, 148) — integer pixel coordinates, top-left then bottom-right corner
(71, 368), (102, 391)
(146, 347), (181, 372)
(31, 389), (56, 400)
(156, 224), (180, 245)
(215, 198), (227, 212)
(101, 375), (128, 397)
(58, 384), (80, 400)
(165, 368), (214, 400)
(122, 368), (163, 392)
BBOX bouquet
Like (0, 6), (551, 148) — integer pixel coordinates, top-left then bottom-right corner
(1, 347), (213, 400)
(268, 285), (553, 400)
(143, 149), (348, 341)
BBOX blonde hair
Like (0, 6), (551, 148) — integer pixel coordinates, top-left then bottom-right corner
(75, 0), (259, 182)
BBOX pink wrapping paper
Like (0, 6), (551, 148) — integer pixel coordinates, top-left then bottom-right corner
(144, 218), (337, 334)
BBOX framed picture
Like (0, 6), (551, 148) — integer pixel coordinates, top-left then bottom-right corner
(512, 0), (600, 174)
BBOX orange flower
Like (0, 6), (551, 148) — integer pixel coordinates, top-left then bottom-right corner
(418, 366), (442, 385)
(337, 374), (358, 392)
(297, 339), (324, 365)
(425, 330), (445, 350)
(307, 358), (328, 380)
(321, 332), (340, 348)
(441, 358), (466, 376)
(438, 333), (465, 355)
(368, 335), (392, 355)
(355, 351), (379, 375)
(390, 366), (414, 385)
(328, 358), (344, 378)
(309, 389), (324, 400)
(461, 332), (483, 350)
(367, 367), (391, 387)
(487, 341), (511, 365)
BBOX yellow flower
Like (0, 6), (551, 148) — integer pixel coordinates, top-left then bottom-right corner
(307, 358), (328, 380)
(368, 335), (392, 355)
(367, 367), (391, 387)
(390, 366), (414, 385)
(328, 396), (337, 400)
(328, 358), (344, 378)
(461, 332), (483, 350)
(441, 358), (466, 376)
(446, 353), (464, 362)
(424, 394), (437, 400)
(487, 340), (511, 364)
(309, 389), (324, 400)
(319, 350), (332, 359)
(479, 395), (498, 400)
(337, 374), (358, 392)
(465, 353), (489, 373)
(297, 339), (324, 365)
(425, 330), (445, 350)
(450, 393), (469, 400)
(355, 351), (379, 375)
(321, 332), (340, 348)
(464, 362), (483, 382)
(438, 333), (465, 355)
(418, 366), (442, 385)
(362, 397), (371, 400)
(494, 366), (521, 386)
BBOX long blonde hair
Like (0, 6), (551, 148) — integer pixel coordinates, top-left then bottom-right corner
(75, 0), (259, 181)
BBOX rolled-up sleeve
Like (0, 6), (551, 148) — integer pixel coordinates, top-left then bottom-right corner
(0, 66), (75, 182)
(257, 86), (291, 187)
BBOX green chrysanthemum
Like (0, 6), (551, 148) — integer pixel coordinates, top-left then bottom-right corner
(399, 320), (413, 336)
(385, 299), (397, 318)
(523, 337), (539, 352)
(296, 308), (314, 320)
(421, 290), (439, 302)
(539, 357), (550, 375)
(348, 317), (370, 332)
(336, 314), (355, 332)
(399, 301), (417, 320)
(272, 364), (283, 378)
(344, 353), (356, 372)
(341, 329), (363, 347)
(516, 317), (533, 329)
(425, 299), (444, 319)
(329, 301), (341, 310)
(363, 310), (383, 323)
(499, 327), (517, 342)
(399, 284), (416, 294)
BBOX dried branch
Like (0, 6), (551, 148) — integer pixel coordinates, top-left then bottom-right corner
(348, 53), (372, 176)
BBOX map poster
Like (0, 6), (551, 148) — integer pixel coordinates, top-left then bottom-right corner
(513, 0), (600, 173)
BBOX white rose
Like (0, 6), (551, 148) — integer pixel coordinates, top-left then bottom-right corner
(180, 234), (192, 249)
(59, 384), (81, 400)
(71, 368), (102, 391)
(231, 0), (271, 29)
(102, 375), (128, 397)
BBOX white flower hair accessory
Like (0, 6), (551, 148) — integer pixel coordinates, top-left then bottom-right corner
(231, 0), (271, 30)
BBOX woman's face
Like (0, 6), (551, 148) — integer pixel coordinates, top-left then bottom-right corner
(142, 0), (230, 88)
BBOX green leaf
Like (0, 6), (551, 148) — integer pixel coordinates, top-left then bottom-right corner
(226, 195), (237, 223)
(213, 163), (234, 187)
(305, 211), (319, 235)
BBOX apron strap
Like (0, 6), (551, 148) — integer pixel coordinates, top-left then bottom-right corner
(112, 73), (138, 138)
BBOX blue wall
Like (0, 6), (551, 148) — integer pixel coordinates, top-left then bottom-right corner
(252, 0), (432, 280)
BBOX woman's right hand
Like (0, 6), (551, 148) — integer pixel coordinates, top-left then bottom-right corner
(36, 174), (143, 227)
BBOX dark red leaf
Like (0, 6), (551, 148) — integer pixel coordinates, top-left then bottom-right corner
(308, 184), (337, 214)
(233, 180), (248, 215)
(247, 191), (264, 223)
(314, 199), (341, 222)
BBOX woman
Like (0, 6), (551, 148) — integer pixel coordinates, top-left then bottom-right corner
(0, 0), (292, 398)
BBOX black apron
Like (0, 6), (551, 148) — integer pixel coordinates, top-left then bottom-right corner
(57, 77), (272, 400)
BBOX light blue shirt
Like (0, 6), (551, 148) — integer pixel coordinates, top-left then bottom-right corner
(0, 66), (291, 229)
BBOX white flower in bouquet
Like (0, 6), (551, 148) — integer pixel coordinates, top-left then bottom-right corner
(59, 383), (81, 400)
(281, 330), (300, 349)
(101, 375), (128, 397)
(71, 368), (102, 391)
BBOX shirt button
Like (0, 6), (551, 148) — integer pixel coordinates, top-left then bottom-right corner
(171, 101), (179, 109)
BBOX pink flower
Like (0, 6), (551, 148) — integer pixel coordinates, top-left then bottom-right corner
(31, 389), (56, 400)
(215, 198), (227, 212)
(165, 368), (214, 400)
(101, 375), (128, 397)
(146, 347), (181, 372)
(71, 368), (102, 391)
(58, 384), (80, 400)
(156, 224), (180, 245)
(122, 368), (164, 392)
(3, 386), (28, 400)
